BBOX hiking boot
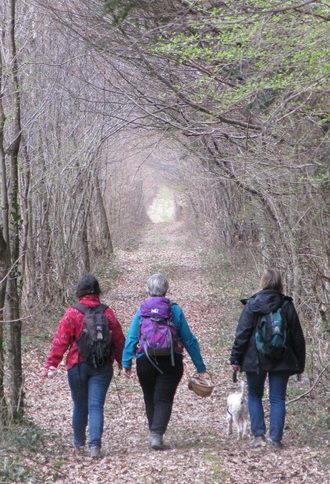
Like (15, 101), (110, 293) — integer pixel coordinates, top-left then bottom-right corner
(149, 432), (164, 450)
(269, 440), (283, 449)
(90, 447), (101, 459)
(250, 436), (266, 448)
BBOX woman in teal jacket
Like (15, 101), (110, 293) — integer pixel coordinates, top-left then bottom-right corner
(122, 273), (207, 450)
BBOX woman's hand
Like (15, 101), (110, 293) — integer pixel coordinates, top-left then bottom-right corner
(196, 372), (207, 378)
(231, 364), (241, 372)
(42, 366), (58, 379)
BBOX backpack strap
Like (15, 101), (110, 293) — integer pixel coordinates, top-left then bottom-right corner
(74, 303), (89, 314)
(74, 303), (108, 314)
(279, 298), (290, 329)
(170, 303), (179, 327)
(256, 297), (290, 323)
(95, 304), (108, 313)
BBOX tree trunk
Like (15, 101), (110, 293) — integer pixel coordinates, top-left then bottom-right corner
(20, 141), (32, 308)
(0, 228), (8, 424)
(95, 176), (113, 254)
(81, 210), (90, 273)
(5, 0), (24, 420)
(0, 26), (9, 425)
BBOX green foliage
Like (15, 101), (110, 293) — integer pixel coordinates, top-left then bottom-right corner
(298, 171), (330, 186)
(204, 451), (227, 481)
(13, 420), (43, 450)
(151, 1), (329, 112)
(147, 185), (177, 223)
(0, 419), (44, 482)
(0, 460), (31, 483)
(289, 396), (330, 448)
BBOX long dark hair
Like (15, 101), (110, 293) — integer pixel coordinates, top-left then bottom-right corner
(76, 274), (101, 298)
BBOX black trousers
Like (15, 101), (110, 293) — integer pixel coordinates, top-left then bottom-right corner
(136, 354), (184, 435)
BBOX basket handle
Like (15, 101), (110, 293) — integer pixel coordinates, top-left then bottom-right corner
(191, 371), (213, 384)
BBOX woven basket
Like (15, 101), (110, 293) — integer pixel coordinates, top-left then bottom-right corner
(188, 372), (214, 398)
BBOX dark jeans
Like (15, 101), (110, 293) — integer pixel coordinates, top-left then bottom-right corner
(246, 370), (290, 442)
(137, 354), (184, 435)
(67, 362), (113, 448)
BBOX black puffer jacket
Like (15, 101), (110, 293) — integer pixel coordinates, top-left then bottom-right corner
(230, 289), (306, 373)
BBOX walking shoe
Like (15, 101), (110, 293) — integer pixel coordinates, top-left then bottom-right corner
(90, 447), (101, 459)
(74, 446), (85, 455)
(250, 436), (266, 448)
(269, 440), (283, 449)
(149, 433), (164, 450)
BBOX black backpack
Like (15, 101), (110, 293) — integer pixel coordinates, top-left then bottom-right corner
(74, 304), (112, 368)
(255, 300), (289, 360)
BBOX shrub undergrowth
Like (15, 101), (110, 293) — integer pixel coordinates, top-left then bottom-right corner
(0, 419), (45, 482)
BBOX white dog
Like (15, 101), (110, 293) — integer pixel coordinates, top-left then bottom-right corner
(226, 380), (249, 440)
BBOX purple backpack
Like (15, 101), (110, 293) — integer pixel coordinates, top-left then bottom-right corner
(138, 297), (180, 371)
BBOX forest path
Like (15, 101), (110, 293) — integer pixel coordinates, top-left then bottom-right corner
(24, 221), (327, 483)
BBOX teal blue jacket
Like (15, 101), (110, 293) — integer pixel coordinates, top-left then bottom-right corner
(122, 303), (206, 372)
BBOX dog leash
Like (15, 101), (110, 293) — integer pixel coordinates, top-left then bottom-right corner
(232, 369), (238, 383)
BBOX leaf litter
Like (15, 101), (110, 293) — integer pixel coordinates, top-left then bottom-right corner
(23, 221), (329, 483)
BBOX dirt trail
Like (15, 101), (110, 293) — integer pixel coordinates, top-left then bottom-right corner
(24, 221), (328, 483)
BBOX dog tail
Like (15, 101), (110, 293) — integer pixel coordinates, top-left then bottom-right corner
(240, 380), (246, 400)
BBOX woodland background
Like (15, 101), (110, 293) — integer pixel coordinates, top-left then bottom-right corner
(0, 1), (329, 482)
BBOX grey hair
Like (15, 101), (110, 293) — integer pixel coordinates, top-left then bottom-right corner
(147, 273), (169, 296)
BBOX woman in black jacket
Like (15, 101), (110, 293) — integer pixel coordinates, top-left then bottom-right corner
(230, 269), (305, 448)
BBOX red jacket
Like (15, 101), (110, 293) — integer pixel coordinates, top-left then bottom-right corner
(44, 295), (125, 370)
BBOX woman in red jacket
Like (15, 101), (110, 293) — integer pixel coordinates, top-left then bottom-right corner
(44, 274), (125, 458)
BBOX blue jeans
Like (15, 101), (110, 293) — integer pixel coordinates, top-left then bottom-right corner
(67, 362), (113, 448)
(246, 370), (290, 442)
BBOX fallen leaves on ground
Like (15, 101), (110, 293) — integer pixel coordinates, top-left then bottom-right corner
(23, 221), (329, 483)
